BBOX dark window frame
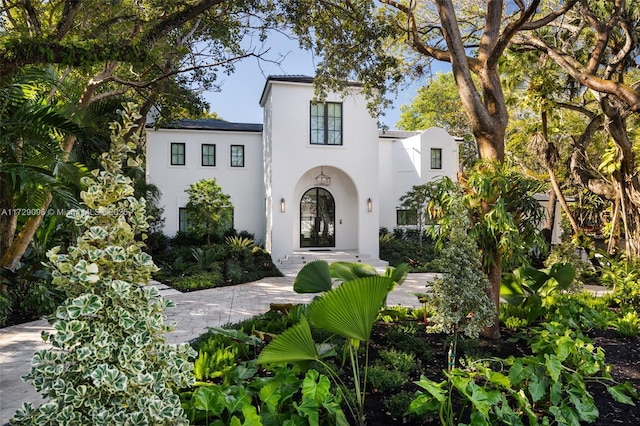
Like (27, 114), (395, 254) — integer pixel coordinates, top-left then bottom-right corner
(431, 148), (443, 170)
(201, 144), (216, 166)
(396, 209), (419, 227)
(171, 143), (186, 166)
(230, 145), (245, 167)
(310, 102), (343, 145)
(178, 207), (189, 233)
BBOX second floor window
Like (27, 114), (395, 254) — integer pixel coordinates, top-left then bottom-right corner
(231, 145), (244, 167)
(202, 144), (216, 166)
(171, 143), (185, 165)
(431, 148), (442, 170)
(310, 102), (342, 145)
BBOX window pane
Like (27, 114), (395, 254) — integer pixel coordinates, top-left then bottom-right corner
(231, 145), (244, 167)
(310, 103), (324, 145)
(431, 148), (442, 169)
(202, 144), (215, 166)
(179, 208), (189, 233)
(171, 143), (185, 165)
(309, 102), (342, 145)
(397, 209), (418, 226)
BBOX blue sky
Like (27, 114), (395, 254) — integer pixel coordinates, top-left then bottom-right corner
(202, 32), (448, 130)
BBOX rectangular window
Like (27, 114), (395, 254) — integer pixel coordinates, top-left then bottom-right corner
(201, 144), (216, 166)
(397, 209), (418, 227)
(310, 102), (343, 145)
(171, 143), (185, 165)
(431, 148), (442, 170)
(230, 145), (244, 167)
(178, 208), (189, 233)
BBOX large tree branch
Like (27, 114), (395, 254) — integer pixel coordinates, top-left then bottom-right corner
(380, 0), (457, 64)
(522, 34), (640, 112)
(520, 0), (580, 30)
(54, 0), (82, 41)
(490, 0), (541, 67)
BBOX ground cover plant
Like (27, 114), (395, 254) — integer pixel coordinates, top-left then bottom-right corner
(178, 256), (640, 425)
(152, 232), (282, 292)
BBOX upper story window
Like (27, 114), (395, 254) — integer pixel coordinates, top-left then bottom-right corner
(171, 143), (185, 165)
(431, 148), (442, 170)
(230, 145), (244, 167)
(310, 102), (343, 145)
(202, 144), (216, 166)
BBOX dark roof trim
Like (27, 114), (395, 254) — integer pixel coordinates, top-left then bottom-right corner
(157, 119), (262, 132)
(259, 75), (364, 106)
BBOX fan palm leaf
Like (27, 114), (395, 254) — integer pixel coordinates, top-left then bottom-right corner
(257, 317), (319, 364)
(309, 276), (393, 342)
(329, 261), (377, 282)
(293, 260), (332, 293)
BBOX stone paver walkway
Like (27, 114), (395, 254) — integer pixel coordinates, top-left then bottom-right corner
(0, 273), (436, 424)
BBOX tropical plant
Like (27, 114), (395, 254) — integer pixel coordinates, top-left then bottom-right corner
(258, 275), (394, 425)
(408, 323), (638, 425)
(611, 311), (640, 338)
(11, 104), (196, 425)
(225, 235), (255, 248)
(501, 263), (576, 324)
(293, 259), (407, 303)
(0, 292), (11, 326)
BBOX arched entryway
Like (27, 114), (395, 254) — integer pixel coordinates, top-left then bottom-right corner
(300, 187), (335, 247)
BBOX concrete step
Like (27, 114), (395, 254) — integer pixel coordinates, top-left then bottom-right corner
(277, 251), (389, 276)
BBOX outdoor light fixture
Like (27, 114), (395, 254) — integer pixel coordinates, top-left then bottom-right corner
(314, 166), (331, 186)
(280, 198), (286, 213)
(367, 198), (373, 212)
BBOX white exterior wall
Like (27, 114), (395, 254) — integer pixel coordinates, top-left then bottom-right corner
(146, 128), (265, 242)
(378, 127), (459, 231)
(262, 81), (380, 261)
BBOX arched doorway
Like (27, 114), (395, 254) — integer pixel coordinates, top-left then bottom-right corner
(300, 187), (335, 247)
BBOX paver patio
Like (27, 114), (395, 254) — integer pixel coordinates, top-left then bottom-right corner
(0, 273), (435, 424)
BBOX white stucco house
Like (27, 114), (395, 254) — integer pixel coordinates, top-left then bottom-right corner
(146, 75), (460, 264)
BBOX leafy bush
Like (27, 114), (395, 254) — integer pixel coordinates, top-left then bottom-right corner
(12, 104), (196, 425)
(377, 348), (416, 373)
(379, 228), (437, 271)
(598, 254), (640, 309)
(366, 365), (408, 392)
(408, 322), (638, 425)
(225, 235), (255, 248)
(0, 293), (11, 326)
(193, 342), (239, 382)
(385, 390), (421, 422)
(170, 270), (224, 292)
(612, 311), (640, 338)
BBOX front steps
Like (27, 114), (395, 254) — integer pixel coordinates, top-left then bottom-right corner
(276, 250), (389, 277)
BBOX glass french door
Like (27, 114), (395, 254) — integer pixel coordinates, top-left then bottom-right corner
(300, 187), (335, 247)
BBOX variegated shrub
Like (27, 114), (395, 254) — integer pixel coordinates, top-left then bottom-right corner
(12, 104), (196, 425)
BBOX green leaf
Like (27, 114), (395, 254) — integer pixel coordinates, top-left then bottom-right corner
(295, 398), (320, 426)
(544, 354), (563, 382)
(257, 317), (319, 364)
(309, 276), (392, 341)
(608, 382), (638, 405)
(301, 370), (330, 404)
(293, 260), (332, 293)
(329, 261), (377, 282)
(259, 381), (282, 414)
(193, 386), (225, 415)
(529, 374), (547, 403)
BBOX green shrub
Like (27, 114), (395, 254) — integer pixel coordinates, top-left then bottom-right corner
(377, 348), (416, 373)
(170, 269), (224, 292)
(12, 104), (196, 425)
(612, 311), (640, 338)
(366, 365), (408, 393)
(0, 293), (11, 326)
(598, 254), (640, 308)
(194, 343), (239, 382)
(385, 390), (421, 421)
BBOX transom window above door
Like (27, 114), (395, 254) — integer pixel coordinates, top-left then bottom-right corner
(310, 102), (342, 145)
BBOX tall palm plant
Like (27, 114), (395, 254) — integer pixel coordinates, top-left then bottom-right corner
(0, 68), (84, 279)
